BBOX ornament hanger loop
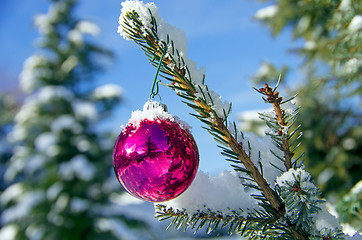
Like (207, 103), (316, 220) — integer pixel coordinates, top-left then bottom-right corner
(148, 93), (162, 104)
(150, 43), (167, 99)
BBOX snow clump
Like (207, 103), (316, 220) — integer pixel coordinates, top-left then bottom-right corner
(254, 5), (278, 20)
(126, 100), (191, 130)
(348, 15), (362, 32)
(158, 170), (260, 216)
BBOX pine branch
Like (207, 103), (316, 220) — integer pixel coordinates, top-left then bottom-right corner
(156, 204), (312, 239)
(255, 79), (300, 171)
(121, 7), (285, 217)
(275, 168), (327, 239)
(155, 205), (285, 238)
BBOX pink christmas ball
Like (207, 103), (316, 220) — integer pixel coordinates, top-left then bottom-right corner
(113, 118), (199, 202)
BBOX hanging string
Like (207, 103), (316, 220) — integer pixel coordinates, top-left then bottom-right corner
(150, 44), (167, 99)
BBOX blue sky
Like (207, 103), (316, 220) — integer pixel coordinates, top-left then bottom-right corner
(0, 0), (302, 174)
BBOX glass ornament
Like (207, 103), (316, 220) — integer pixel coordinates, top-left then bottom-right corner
(113, 101), (199, 202)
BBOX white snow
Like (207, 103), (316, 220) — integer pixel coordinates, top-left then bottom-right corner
(157, 170), (260, 216)
(37, 86), (74, 102)
(276, 168), (345, 236)
(0, 183), (25, 205)
(110, 192), (144, 206)
(75, 138), (91, 152)
(350, 180), (362, 194)
(46, 182), (64, 201)
(3, 146), (30, 181)
(282, 100), (299, 114)
(344, 226), (362, 239)
(95, 218), (146, 240)
(0, 224), (18, 240)
(239, 109), (262, 122)
(119, 1), (159, 40)
(276, 167), (322, 224)
(339, 0), (352, 11)
(195, 87), (231, 118)
(34, 14), (52, 35)
(304, 40), (317, 50)
(342, 137), (357, 150)
(317, 167), (334, 186)
(72, 101), (98, 121)
(69, 20), (101, 46)
(70, 197), (90, 213)
(76, 20), (100, 36)
(26, 154), (48, 175)
(296, 15), (311, 34)
(48, 1), (67, 23)
(254, 5), (278, 20)
(13, 99), (39, 126)
(119, 1), (230, 120)
(126, 100), (191, 130)
(346, 233), (362, 239)
(47, 211), (64, 226)
(276, 167), (310, 187)
(54, 193), (69, 213)
(239, 134), (285, 187)
(1, 191), (44, 224)
(68, 29), (84, 45)
(237, 108), (270, 136)
(51, 115), (83, 133)
(343, 58), (362, 75)
(254, 62), (273, 79)
(348, 15), (362, 32)
(313, 204), (341, 234)
(34, 132), (57, 153)
(58, 155), (96, 181)
(92, 84), (123, 99)
(25, 224), (45, 240)
(35, 1), (68, 35)
(19, 55), (51, 93)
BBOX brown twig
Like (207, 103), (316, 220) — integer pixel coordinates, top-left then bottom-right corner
(258, 83), (293, 170)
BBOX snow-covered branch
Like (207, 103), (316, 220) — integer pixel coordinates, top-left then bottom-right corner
(116, 1), (360, 239)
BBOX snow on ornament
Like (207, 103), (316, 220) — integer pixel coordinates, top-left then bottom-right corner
(113, 101), (199, 202)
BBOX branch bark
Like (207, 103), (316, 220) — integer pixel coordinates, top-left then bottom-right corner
(258, 83), (293, 170)
(217, 121), (285, 215)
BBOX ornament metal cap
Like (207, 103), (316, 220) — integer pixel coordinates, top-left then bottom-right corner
(144, 99), (168, 112)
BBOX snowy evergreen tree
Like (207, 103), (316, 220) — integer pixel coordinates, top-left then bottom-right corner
(114, 1), (361, 239)
(250, 0), (361, 232)
(0, 93), (16, 189)
(0, 92), (17, 226)
(0, 0), (152, 239)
